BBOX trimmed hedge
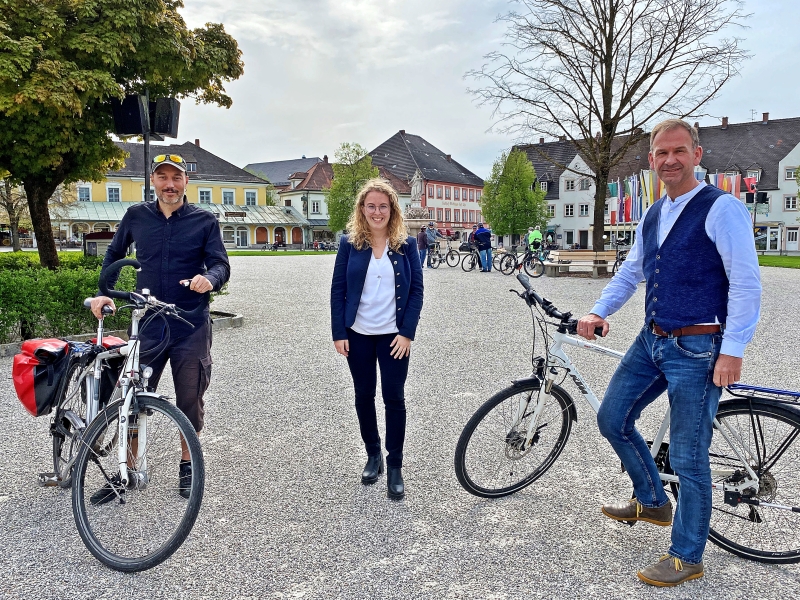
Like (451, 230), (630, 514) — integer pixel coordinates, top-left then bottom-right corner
(0, 254), (135, 343)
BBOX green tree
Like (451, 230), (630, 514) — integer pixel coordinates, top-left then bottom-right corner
(481, 150), (547, 239)
(0, 0), (244, 268)
(325, 143), (379, 233)
(0, 173), (27, 251)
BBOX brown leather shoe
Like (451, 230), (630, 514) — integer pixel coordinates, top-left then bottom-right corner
(637, 555), (704, 587)
(601, 498), (672, 526)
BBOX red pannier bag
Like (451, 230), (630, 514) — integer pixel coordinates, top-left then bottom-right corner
(12, 339), (71, 417)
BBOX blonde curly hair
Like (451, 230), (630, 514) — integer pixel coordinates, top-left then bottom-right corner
(346, 178), (408, 251)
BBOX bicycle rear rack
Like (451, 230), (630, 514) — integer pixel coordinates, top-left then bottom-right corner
(726, 383), (800, 405)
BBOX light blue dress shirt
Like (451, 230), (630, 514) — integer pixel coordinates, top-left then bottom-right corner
(591, 182), (761, 357)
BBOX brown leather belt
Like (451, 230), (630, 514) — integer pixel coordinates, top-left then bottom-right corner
(651, 323), (722, 338)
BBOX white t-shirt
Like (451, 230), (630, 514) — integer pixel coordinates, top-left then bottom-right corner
(351, 244), (399, 336)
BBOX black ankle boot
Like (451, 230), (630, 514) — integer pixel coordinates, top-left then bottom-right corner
(361, 453), (384, 485)
(387, 466), (405, 500)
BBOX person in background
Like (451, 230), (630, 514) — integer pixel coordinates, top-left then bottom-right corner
(468, 224), (477, 246)
(474, 222), (493, 272)
(417, 226), (428, 269)
(527, 226), (543, 250)
(425, 221), (445, 267)
(330, 178), (424, 501)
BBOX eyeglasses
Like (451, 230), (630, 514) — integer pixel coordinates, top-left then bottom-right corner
(364, 204), (391, 213)
(152, 154), (186, 164)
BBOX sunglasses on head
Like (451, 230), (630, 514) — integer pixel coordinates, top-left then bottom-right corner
(152, 154), (186, 164)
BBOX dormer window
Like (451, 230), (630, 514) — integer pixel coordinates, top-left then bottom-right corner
(186, 162), (197, 172)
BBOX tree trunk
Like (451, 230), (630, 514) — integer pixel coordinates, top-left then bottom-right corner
(24, 178), (61, 269)
(9, 214), (21, 252)
(593, 170), (610, 275)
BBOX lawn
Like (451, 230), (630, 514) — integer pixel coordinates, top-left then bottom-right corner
(226, 250), (336, 256)
(758, 255), (800, 269)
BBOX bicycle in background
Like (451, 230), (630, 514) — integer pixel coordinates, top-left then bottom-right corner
(455, 273), (800, 564)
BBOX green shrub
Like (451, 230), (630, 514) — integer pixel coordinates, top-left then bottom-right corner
(0, 266), (135, 343)
(0, 252), (104, 271)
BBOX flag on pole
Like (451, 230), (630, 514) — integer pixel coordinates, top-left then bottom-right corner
(743, 177), (758, 193)
(618, 178), (626, 223)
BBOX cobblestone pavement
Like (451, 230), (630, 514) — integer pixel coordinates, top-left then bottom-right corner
(1, 256), (799, 599)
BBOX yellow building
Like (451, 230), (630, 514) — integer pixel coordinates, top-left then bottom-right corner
(54, 141), (310, 248)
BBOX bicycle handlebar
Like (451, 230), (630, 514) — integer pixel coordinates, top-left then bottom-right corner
(99, 259), (141, 300)
(514, 273), (604, 337)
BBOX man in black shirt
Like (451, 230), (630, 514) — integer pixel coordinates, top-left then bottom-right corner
(90, 154), (230, 501)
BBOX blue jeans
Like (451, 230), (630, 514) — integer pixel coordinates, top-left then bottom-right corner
(597, 325), (722, 564)
(418, 246), (427, 268)
(479, 248), (492, 271)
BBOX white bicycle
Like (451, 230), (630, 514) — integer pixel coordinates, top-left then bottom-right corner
(50, 258), (206, 572)
(454, 273), (800, 564)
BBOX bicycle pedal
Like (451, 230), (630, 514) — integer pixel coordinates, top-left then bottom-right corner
(37, 473), (61, 487)
(621, 519), (636, 528)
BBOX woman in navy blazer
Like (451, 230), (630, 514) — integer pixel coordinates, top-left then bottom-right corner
(330, 178), (423, 500)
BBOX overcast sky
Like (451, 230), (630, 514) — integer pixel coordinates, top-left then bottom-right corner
(173, 0), (800, 179)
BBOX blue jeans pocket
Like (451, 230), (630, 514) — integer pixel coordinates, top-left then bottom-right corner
(671, 334), (718, 359)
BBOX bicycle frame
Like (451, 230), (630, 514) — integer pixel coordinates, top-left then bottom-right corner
(521, 327), (761, 495)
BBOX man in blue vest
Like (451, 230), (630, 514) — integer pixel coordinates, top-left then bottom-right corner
(577, 119), (761, 586)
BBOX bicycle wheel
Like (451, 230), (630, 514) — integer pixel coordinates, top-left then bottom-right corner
(71, 394), (205, 572)
(445, 249), (460, 267)
(492, 253), (503, 271)
(499, 254), (517, 276)
(697, 399), (800, 563)
(454, 380), (574, 498)
(612, 259), (624, 275)
(523, 256), (544, 278)
(461, 253), (478, 272)
(52, 360), (87, 487)
(429, 253), (442, 269)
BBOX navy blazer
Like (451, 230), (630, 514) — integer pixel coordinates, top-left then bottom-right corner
(331, 235), (424, 341)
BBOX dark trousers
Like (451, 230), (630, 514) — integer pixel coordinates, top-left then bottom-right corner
(139, 318), (213, 432)
(346, 329), (409, 468)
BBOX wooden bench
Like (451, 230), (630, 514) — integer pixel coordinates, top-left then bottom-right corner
(543, 250), (617, 278)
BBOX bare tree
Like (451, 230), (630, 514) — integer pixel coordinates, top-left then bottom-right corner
(0, 176), (28, 251)
(470, 0), (749, 250)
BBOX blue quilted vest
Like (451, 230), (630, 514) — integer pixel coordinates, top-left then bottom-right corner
(642, 185), (728, 331)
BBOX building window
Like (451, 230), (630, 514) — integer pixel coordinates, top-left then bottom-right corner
(462, 188), (468, 200)
(312, 201), (320, 213)
(469, 210), (475, 222)
(428, 185), (434, 197)
(436, 186), (443, 199)
(605, 202), (609, 216)
(477, 211), (482, 222)
(437, 208), (443, 221)
(565, 230), (575, 246)
(445, 187), (451, 199)
(454, 209), (460, 221)
(428, 209), (434, 220)
(199, 189), (212, 204)
(786, 196), (798, 211)
(579, 178), (591, 191)
(186, 162), (197, 172)
(579, 204), (589, 217)
(476, 190), (481, 201)
(284, 199), (292, 207)
(540, 181), (548, 192)
(454, 188), (460, 200)
(565, 180), (575, 191)
(223, 190), (235, 205)
(786, 168), (797, 180)
(222, 226), (235, 244)
(444, 208), (451, 221)
(142, 187), (155, 202)
(547, 205), (555, 218)
(466, 189), (472, 201)
(564, 204), (574, 217)
(106, 185), (121, 202)
(78, 186), (91, 202)
(245, 190), (257, 206)
(746, 170), (760, 181)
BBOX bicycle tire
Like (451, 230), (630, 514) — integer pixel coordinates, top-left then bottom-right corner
(462, 253), (478, 272)
(454, 380), (574, 498)
(612, 259), (624, 275)
(52, 360), (87, 487)
(429, 253), (442, 269)
(492, 253), (504, 271)
(523, 256), (544, 278)
(686, 398), (800, 564)
(499, 254), (517, 276)
(445, 250), (460, 267)
(71, 395), (205, 572)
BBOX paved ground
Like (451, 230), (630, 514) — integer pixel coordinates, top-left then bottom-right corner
(1, 256), (799, 599)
